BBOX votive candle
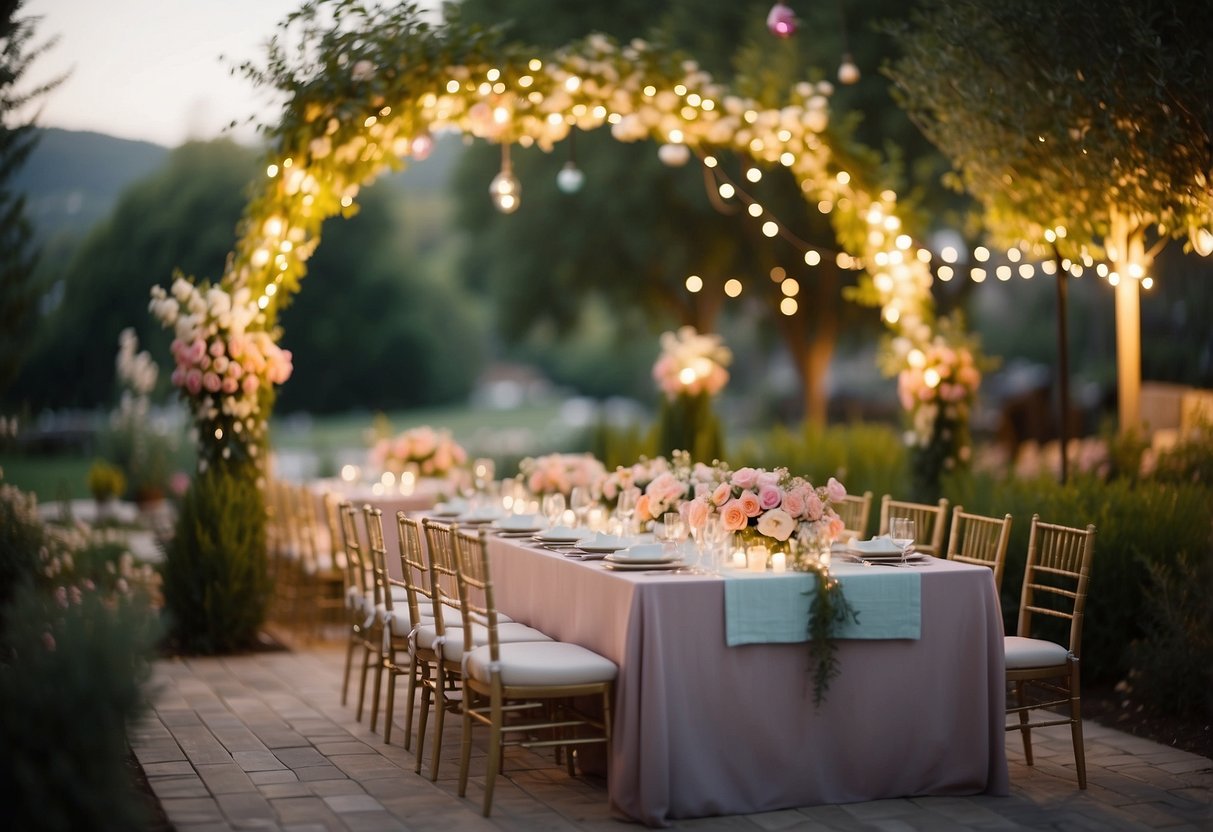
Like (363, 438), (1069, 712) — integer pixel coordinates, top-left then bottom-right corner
(731, 549), (746, 569)
(771, 552), (787, 573)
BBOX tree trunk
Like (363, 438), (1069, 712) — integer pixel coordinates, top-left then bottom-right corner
(800, 322), (837, 428)
(1109, 208), (1146, 434)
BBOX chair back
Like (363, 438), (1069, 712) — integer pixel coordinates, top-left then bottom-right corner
(1017, 514), (1097, 656)
(421, 517), (461, 638)
(337, 501), (368, 598)
(362, 506), (391, 614)
(397, 512), (432, 630)
(879, 495), (950, 556)
(320, 491), (348, 571)
(945, 506), (1013, 590)
(453, 526), (499, 662)
(835, 490), (873, 539)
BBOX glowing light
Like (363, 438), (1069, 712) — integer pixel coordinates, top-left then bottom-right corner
(528, 58), (542, 71)
(804, 250), (821, 266)
(884, 306), (901, 324)
(686, 275), (703, 293)
(564, 75), (581, 92)
(781, 278), (800, 297)
(780, 297), (798, 316)
(1019, 263), (1035, 279)
(719, 183), (735, 199)
(1007, 248), (1022, 263)
(668, 128), (684, 144)
(745, 167), (762, 183)
(770, 267), (786, 282)
(908, 350), (926, 369)
(817, 200), (833, 214)
(1108, 271), (1120, 286)
(1127, 262), (1145, 279)
(1096, 263), (1109, 278)
(938, 265), (954, 281)
(780, 152), (796, 167)
(974, 246), (990, 262)
(748, 204), (763, 218)
(995, 265), (1011, 281)
(1142, 276), (1154, 289)
(214, 428), (224, 440)
(836, 171), (851, 185)
(917, 248), (932, 263)
(896, 234), (912, 250)
(678, 367), (697, 385)
(266, 164), (279, 178)
(643, 85), (656, 97)
(703, 155), (718, 168)
(923, 368), (942, 388)
(940, 246), (959, 264)
(724, 278), (743, 297)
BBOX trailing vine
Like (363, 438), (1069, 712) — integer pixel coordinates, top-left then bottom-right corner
(803, 562), (859, 706)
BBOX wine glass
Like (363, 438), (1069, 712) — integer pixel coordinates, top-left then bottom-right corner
(616, 486), (640, 536)
(890, 516), (917, 564)
(542, 492), (566, 529)
(659, 511), (685, 556)
(569, 486), (593, 528)
(699, 515), (726, 574)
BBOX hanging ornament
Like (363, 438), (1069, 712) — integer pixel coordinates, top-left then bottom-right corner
(658, 143), (691, 167)
(556, 130), (585, 193)
(557, 161), (585, 193)
(838, 53), (861, 85)
(767, 3), (797, 38)
(490, 144), (521, 214)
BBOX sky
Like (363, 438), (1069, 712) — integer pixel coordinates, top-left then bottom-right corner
(19, 0), (310, 147)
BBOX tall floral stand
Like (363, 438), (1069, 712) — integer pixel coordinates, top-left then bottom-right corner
(655, 391), (724, 464)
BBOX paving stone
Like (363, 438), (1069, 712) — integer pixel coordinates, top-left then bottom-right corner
(135, 742), (189, 764)
(260, 782), (314, 799)
(160, 797), (226, 825)
(234, 750), (290, 772)
(144, 760), (199, 777)
(251, 769), (300, 785)
(314, 741), (378, 756)
(295, 764), (348, 782)
(196, 762), (259, 795)
(322, 794), (384, 813)
(275, 747), (328, 768)
(308, 779), (370, 797)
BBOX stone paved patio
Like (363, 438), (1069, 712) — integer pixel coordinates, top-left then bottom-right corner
(130, 642), (1212, 831)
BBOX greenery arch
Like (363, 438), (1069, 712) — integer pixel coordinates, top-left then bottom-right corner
(151, 0), (968, 473)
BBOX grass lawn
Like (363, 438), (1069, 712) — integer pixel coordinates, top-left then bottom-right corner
(0, 453), (95, 501)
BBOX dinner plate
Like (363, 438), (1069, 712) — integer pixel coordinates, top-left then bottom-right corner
(577, 536), (629, 554)
(603, 559), (685, 572)
(847, 538), (905, 558)
(494, 514), (546, 533)
(606, 544), (681, 565)
(532, 527), (589, 544)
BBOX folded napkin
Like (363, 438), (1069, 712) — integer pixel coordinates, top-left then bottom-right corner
(724, 565), (921, 646)
(847, 537), (904, 557)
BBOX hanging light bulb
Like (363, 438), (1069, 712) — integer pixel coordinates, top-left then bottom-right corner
(489, 144), (521, 214)
(767, 2), (797, 37)
(838, 53), (861, 85)
(657, 143), (690, 166)
(1191, 223), (1213, 257)
(556, 129), (584, 193)
(557, 161), (584, 193)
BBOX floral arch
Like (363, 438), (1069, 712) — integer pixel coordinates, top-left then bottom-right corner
(151, 1), (968, 473)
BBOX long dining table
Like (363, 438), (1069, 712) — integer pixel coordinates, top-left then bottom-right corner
(485, 535), (1009, 827)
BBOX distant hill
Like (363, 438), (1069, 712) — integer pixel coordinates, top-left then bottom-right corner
(13, 128), (170, 241)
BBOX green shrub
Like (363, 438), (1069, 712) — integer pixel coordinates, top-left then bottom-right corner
(944, 471), (1213, 685)
(161, 460), (271, 653)
(1127, 553), (1213, 720)
(0, 479), (43, 608)
(0, 580), (160, 832)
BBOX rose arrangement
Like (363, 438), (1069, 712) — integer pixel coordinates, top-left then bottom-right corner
(518, 453), (606, 497)
(369, 425), (467, 479)
(599, 455), (673, 507)
(652, 325), (732, 400)
(149, 275), (292, 466)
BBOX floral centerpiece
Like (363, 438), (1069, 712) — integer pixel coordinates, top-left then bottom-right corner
(149, 275), (292, 468)
(369, 425), (467, 479)
(652, 326), (731, 462)
(518, 452), (606, 498)
(890, 319), (983, 499)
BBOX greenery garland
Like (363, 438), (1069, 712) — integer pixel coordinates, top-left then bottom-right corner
(802, 561), (859, 706)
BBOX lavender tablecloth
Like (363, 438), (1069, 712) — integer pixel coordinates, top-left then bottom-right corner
(486, 538), (1009, 826)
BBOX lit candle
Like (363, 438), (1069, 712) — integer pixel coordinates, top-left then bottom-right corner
(771, 552), (787, 573)
(746, 545), (769, 573)
(731, 549), (746, 569)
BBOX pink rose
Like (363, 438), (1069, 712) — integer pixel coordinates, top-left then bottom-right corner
(756, 469), (781, 488)
(171, 367), (185, 387)
(756, 508), (795, 542)
(711, 481), (732, 506)
(221, 376), (238, 394)
(242, 374), (259, 395)
(758, 483), (783, 510)
(209, 340), (225, 358)
(826, 477), (846, 503)
(681, 497), (710, 531)
(738, 490), (762, 517)
(804, 492), (823, 521)
(187, 339), (207, 364)
(203, 371), (222, 393)
(780, 488), (806, 518)
(731, 467), (760, 489)
(635, 493), (654, 523)
(185, 368), (203, 395)
(719, 499), (749, 532)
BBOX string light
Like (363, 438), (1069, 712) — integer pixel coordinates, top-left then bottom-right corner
(489, 143), (521, 214)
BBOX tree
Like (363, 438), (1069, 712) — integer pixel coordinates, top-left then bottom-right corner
(0, 0), (64, 396)
(886, 0), (1213, 431)
(454, 0), (939, 424)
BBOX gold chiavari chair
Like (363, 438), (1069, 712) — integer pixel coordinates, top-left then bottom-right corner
(945, 506), (1013, 591)
(392, 513), (436, 750)
(835, 490), (873, 540)
(415, 518), (550, 781)
(1006, 514), (1097, 789)
(361, 506), (411, 736)
(878, 495), (950, 556)
(453, 526), (617, 817)
(337, 501), (375, 711)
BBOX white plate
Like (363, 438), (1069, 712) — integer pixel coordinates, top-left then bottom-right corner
(494, 514), (545, 533)
(604, 560), (685, 572)
(848, 538), (905, 557)
(606, 544), (681, 564)
(578, 536), (629, 554)
(532, 527), (589, 544)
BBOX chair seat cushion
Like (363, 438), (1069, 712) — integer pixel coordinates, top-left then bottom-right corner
(413, 622), (551, 661)
(1004, 636), (1071, 669)
(465, 641), (618, 687)
(388, 609), (433, 637)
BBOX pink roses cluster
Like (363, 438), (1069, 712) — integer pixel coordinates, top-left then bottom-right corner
(169, 331), (292, 403)
(518, 453), (606, 497)
(370, 426), (467, 478)
(651, 325), (732, 400)
(681, 466), (847, 545)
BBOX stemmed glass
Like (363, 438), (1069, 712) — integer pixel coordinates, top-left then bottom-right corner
(569, 486), (593, 528)
(659, 511), (686, 556)
(542, 492), (567, 529)
(890, 516), (917, 564)
(616, 486), (640, 537)
(698, 515), (726, 574)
